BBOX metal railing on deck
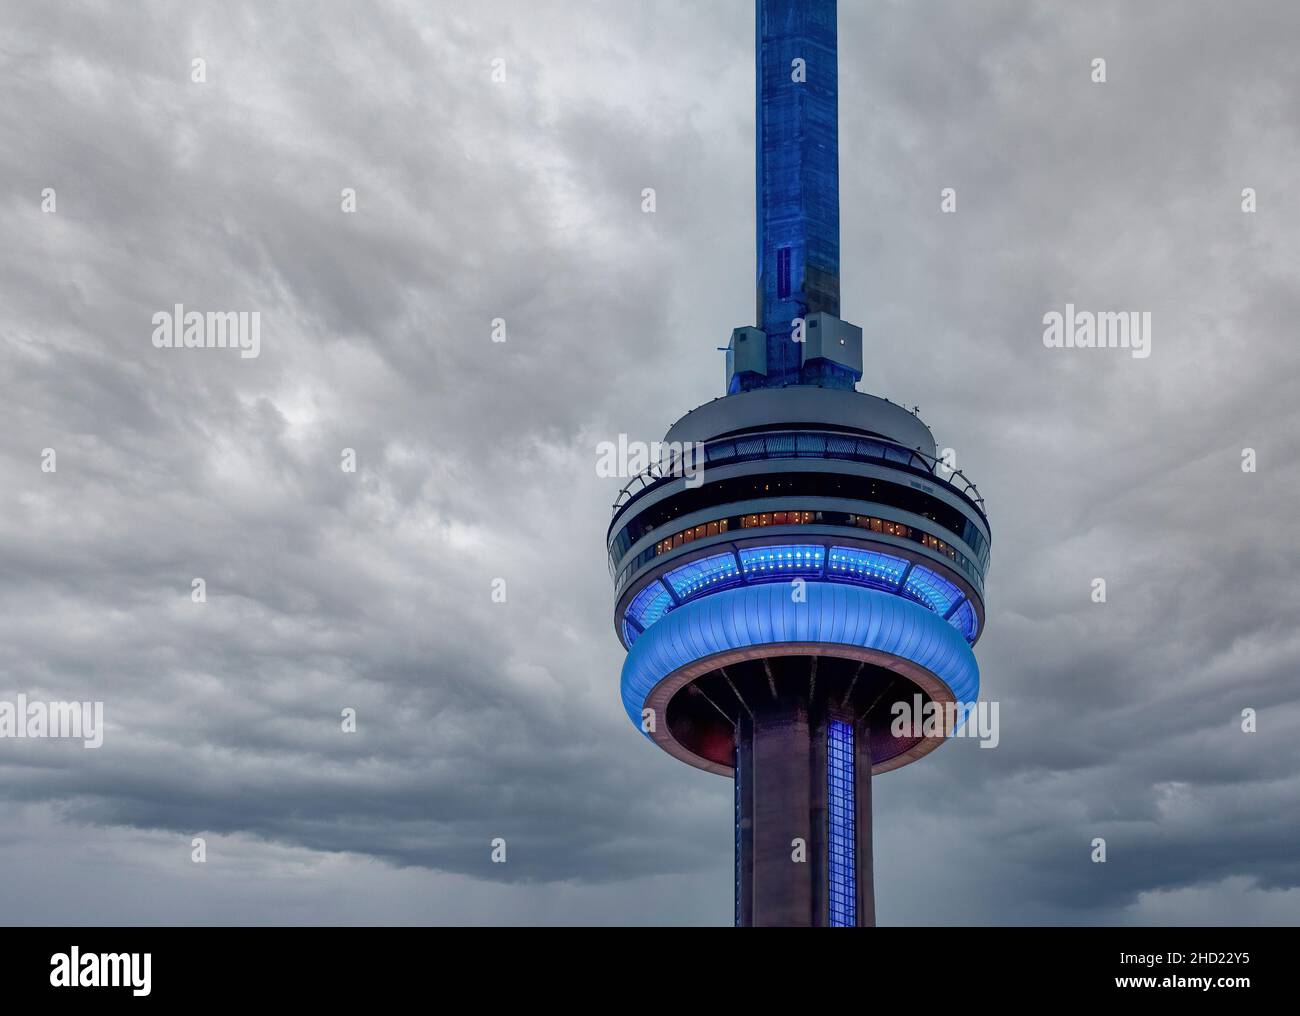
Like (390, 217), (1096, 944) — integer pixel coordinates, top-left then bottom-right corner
(611, 429), (987, 524)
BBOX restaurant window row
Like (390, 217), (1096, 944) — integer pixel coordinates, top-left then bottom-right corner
(654, 510), (940, 559)
(621, 509), (983, 596)
(612, 471), (989, 565)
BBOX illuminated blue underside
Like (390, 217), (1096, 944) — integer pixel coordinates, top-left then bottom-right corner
(620, 582), (980, 733)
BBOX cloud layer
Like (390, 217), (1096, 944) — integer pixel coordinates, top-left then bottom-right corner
(1, 0), (1297, 924)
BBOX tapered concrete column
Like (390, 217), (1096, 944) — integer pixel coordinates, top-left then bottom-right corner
(734, 681), (877, 927)
(808, 695), (829, 928)
(749, 696), (813, 926)
(735, 712), (754, 927)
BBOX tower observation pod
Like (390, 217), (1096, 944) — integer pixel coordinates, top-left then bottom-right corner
(606, 0), (991, 927)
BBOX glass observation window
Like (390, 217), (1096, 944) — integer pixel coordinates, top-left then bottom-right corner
(626, 581), (673, 633)
(664, 553), (742, 599)
(827, 546), (909, 590)
(622, 546), (978, 647)
(738, 545), (825, 577)
(903, 564), (962, 617)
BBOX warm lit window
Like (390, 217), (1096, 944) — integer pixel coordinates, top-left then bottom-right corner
(651, 511), (961, 573)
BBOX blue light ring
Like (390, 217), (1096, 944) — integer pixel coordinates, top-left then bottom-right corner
(616, 534), (985, 652)
(621, 582), (980, 748)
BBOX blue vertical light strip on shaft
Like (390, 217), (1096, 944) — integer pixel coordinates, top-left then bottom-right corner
(754, 0), (849, 389)
(827, 718), (857, 926)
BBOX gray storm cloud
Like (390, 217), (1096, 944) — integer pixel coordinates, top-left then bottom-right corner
(0, 0), (1297, 924)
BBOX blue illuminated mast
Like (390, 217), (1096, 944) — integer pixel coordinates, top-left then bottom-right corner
(755, 0), (843, 386)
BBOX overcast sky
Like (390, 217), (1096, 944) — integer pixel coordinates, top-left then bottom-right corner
(1, 0), (1298, 925)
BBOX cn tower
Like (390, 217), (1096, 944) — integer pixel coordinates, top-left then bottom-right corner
(606, 0), (990, 926)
